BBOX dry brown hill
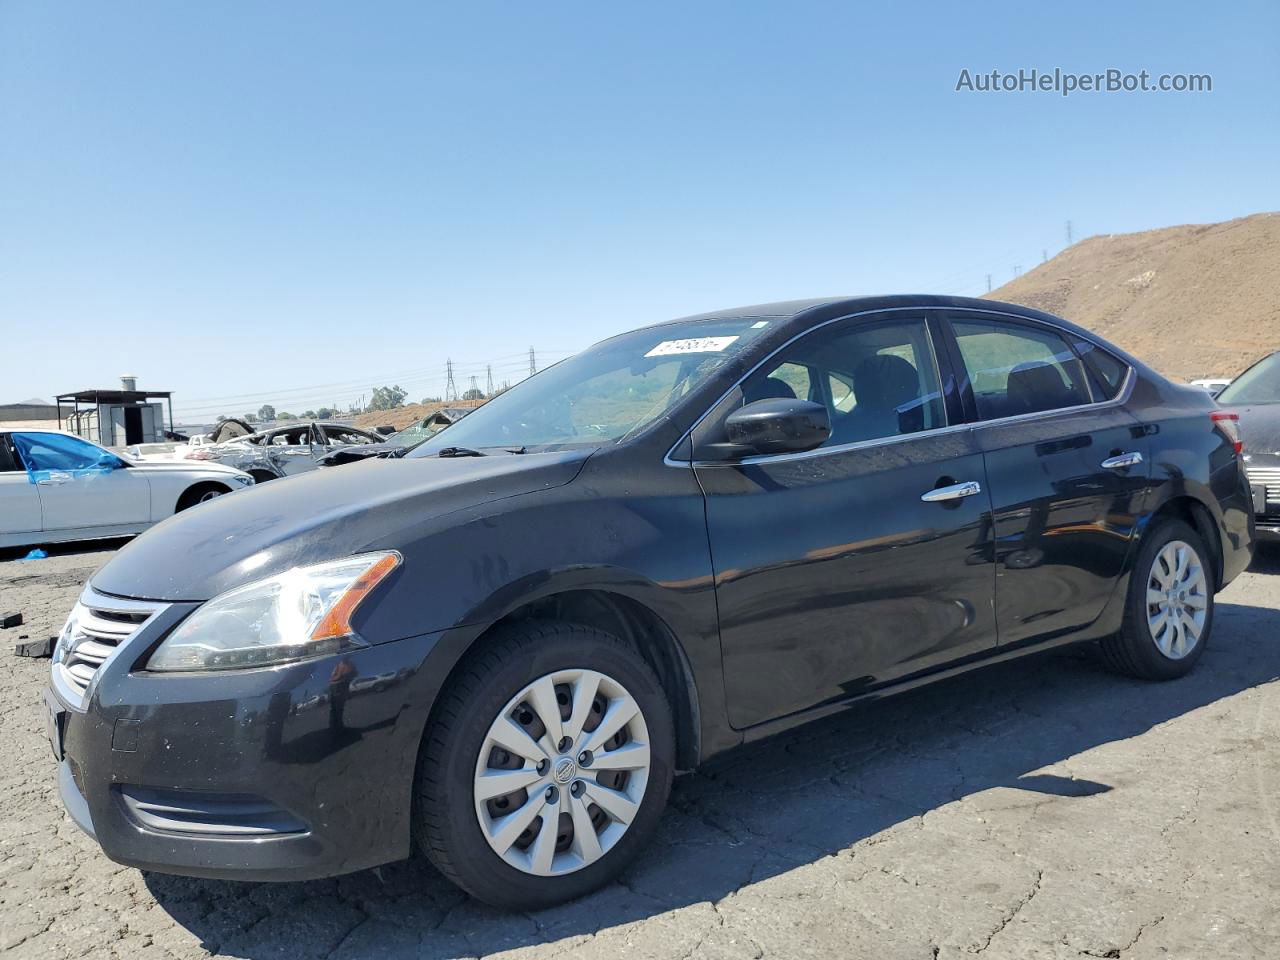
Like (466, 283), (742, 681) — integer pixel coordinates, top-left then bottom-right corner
(987, 211), (1280, 380)
(351, 398), (485, 432)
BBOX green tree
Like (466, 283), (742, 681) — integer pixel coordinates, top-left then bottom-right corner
(276, 411), (296, 421)
(243, 413), (258, 423)
(462, 387), (485, 401)
(258, 404), (276, 422)
(316, 406), (334, 419)
(301, 410), (317, 419)
(367, 385), (408, 411)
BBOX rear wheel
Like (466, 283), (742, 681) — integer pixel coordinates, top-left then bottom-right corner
(1100, 519), (1213, 679)
(415, 621), (674, 908)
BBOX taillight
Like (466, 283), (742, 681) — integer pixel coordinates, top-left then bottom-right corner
(1211, 410), (1243, 454)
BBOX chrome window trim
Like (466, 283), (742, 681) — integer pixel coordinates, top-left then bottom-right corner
(663, 304), (1136, 469)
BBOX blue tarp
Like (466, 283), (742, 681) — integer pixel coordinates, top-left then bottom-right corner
(11, 433), (121, 485)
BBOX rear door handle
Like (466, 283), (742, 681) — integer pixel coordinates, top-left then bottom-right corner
(921, 480), (982, 503)
(1101, 452), (1144, 470)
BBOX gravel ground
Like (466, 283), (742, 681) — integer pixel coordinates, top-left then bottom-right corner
(3, 541), (1280, 960)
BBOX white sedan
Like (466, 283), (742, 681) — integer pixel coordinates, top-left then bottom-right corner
(0, 428), (255, 549)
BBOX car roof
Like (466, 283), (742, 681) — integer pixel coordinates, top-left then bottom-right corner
(607, 295), (1099, 343)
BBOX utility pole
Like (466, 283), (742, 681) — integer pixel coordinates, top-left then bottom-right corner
(986, 273), (992, 293)
(1042, 248), (1048, 263)
(445, 360), (458, 402)
(1013, 265), (1022, 277)
(485, 365), (494, 396)
(1066, 220), (1073, 245)
(528, 346), (537, 377)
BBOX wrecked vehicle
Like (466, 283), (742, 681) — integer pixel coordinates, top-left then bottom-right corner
(316, 408), (477, 468)
(185, 421), (384, 482)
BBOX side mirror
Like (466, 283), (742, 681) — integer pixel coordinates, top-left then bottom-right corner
(723, 398), (831, 456)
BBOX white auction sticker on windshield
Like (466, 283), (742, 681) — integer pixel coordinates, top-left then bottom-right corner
(645, 336), (739, 357)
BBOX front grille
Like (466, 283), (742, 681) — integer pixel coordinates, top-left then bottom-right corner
(53, 587), (167, 708)
(1247, 466), (1280, 505)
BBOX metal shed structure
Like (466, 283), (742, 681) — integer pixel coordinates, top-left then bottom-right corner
(56, 385), (175, 448)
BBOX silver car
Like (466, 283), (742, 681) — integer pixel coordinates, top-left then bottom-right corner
(186, 421), (384, 482)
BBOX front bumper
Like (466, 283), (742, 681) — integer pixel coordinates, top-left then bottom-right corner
(1256, 520), (1280, 543)
(49, 625), (445, 882)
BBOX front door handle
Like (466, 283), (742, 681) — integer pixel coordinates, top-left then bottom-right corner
(1101, 452), (1144, 470)
(921, 480), (982, 503)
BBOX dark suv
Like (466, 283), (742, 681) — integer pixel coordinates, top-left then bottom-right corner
(47, 296), (1254, 909)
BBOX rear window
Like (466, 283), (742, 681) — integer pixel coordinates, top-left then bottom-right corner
(952, 319), (1092, 420)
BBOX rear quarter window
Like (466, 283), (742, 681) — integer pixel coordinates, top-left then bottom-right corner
(1072, 339), (1130, 400)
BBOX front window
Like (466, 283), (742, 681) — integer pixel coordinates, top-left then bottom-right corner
(13, 433), (120, 472)
(1218, 353), (1280, 405)
(409, 318), (778, 454)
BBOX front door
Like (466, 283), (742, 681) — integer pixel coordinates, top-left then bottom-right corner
(12, 432), (150, 531)
(942, 312), (1150, 646)
(0, 434), (42, 536)
(692, 314), (998, 729)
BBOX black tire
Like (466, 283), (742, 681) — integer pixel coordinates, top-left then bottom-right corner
(415, 621), (674, 909)
(1100, 518), (1214, 680)
(175, 482), (231, 512)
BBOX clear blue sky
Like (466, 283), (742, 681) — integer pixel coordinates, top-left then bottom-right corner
(2, 1), (1277, 422)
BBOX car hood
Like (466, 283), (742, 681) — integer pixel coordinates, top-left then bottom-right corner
(1235, 404), (1280, 464)
(92, 449), (592, 602)
(125, 459), (247, 476)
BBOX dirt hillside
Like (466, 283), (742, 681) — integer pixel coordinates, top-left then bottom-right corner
(351, 398), (485, 432)
(987, 211), (1280, 380)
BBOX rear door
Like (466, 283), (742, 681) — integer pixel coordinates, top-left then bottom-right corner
(693, 312), (998, 729)
(0, 434), (42, 537)
(939, 311), (1149, 646)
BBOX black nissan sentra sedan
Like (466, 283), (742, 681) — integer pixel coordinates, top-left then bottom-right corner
(48, 296), (1254, 908)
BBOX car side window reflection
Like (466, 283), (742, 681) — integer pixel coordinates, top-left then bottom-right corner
(740, 318), (947, 449)
(952, 319), (1092, 420)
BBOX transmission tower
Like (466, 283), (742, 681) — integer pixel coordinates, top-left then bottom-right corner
(1066, 220), (1073, 245)
(528, 346), (537, 377)
(986, 273), (992, 293)
(485, 365), (494, 396)
(468, 375), (479, 398)
(444, 359), (458, 402)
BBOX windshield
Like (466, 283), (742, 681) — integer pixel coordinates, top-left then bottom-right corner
(1218, 353), (1280, 405)
(409, 317), (776, 455)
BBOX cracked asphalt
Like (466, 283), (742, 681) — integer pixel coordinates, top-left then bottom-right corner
(4, 541), (1280, 959)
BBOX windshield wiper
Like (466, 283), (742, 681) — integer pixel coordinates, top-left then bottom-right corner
(437, 446), (487, 458)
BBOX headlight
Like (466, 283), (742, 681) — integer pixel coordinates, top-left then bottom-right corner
(146, 552), (401, 672)
(231, 474), (254, 486)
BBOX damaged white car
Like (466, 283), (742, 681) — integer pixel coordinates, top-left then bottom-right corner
(182, 420), (384, 482)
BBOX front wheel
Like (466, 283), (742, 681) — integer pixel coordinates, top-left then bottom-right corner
(1100, 518), (1214, 679)
(175, 482), (231, 512)
(415, 621), (674, 909)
